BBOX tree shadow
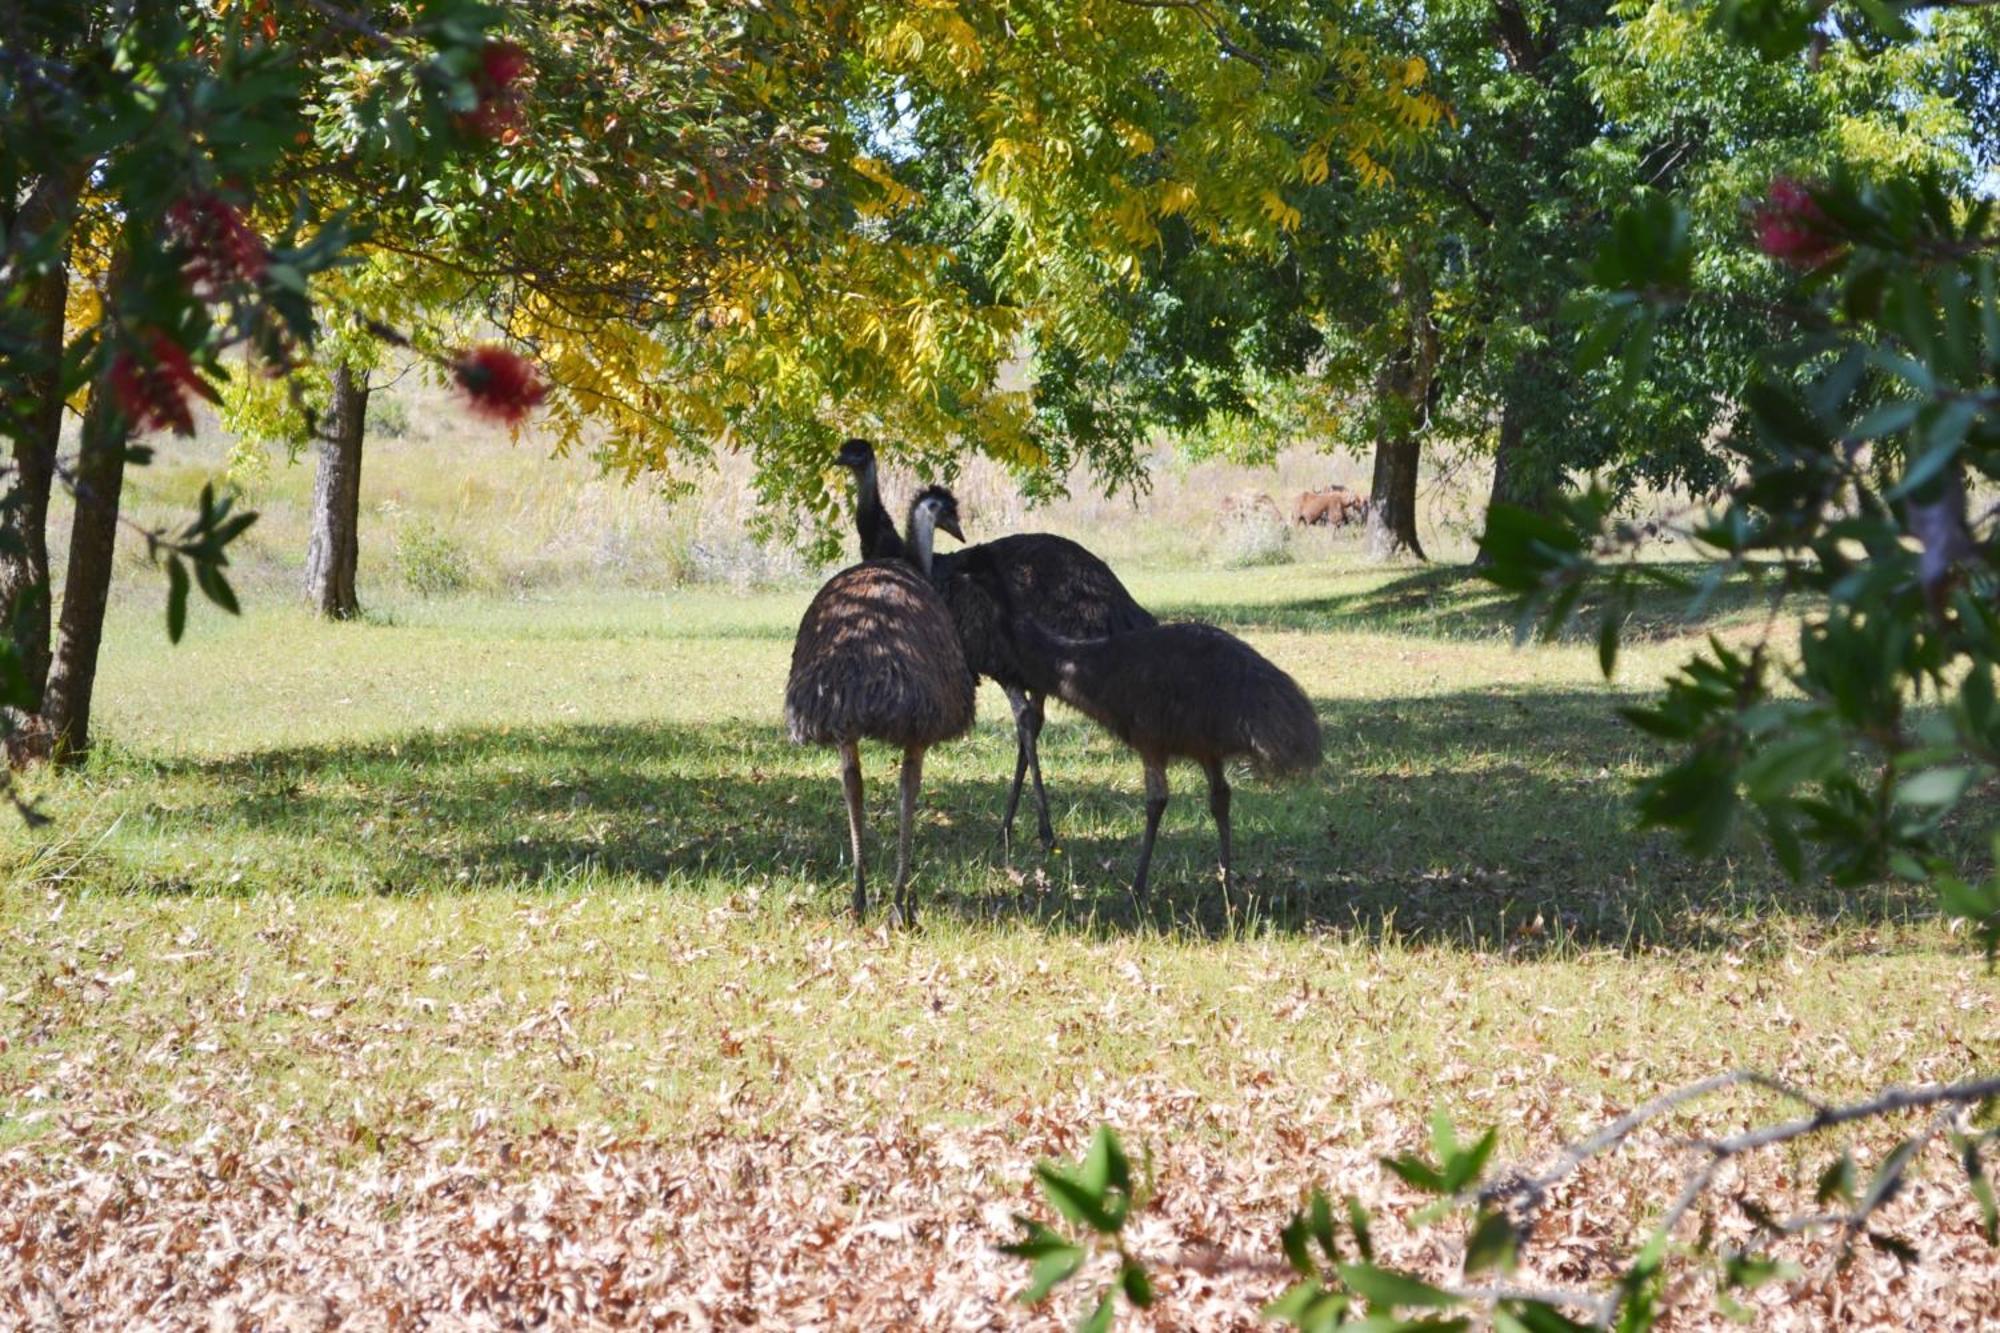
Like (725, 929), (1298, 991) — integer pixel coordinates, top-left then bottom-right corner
(1159, 563), (1784, 643)
(45, 681), (1942, 955)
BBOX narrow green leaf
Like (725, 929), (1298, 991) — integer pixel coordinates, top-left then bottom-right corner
(1348, 1196), (1376, 1263)
(1815, 1152), (1857, 1207)
(165, 556), (190, 644)
(1895, 766), (1975, 808)
(1382, 1154), (1449, 1194)
(1464, 1208), (1518, 1276)
(1118, 1258), (1153, 1308)
(1310, 1188), (1338, 1261)
(1282, 1212), (1316, 1276)
(1335, 1262), (1461, 1310)
(1958, 1136), (1997, 1245)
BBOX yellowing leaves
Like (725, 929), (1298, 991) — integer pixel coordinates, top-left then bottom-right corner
(1259, 189), (1302, 233)
(1346, 147), (1393, 190)
(1107, 188), (1161, 248)
(851, 154), (920, 214)
(1113, 121), (1155, 156)
(1300, 142), (1331, 187)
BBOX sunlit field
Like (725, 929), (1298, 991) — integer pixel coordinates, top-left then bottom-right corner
(2, 416), (1995, 1325)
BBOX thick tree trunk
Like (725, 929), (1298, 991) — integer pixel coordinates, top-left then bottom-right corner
(2, 262), (66, 708)
(1366, 430), (1426, 561)
(1, 170), (82, 714)
(1473, 368), (1563, 568)
(41, 365), (130, 764)
(303, 366), (368, 619)
(1364, 259), (1439, 563)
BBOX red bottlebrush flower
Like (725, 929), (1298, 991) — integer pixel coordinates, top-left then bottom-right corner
(1754, 178), (1842, 267)
(109, 331), (207, 436)
(463, 40), (530, 138)
(165, 193), (269, 295)
(452, 345), (546, 425)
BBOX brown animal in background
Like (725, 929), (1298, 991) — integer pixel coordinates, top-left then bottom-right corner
(1295, 486), (1365, 526)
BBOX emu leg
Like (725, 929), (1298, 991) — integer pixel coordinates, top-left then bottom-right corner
(1001, 688), (1056, 850)
(895, 744), (925, 927)
(1131, 757), (1170, 902)
(1024, 691), (1053, 849)
(1000, 685), (1031, 847)
(840, 741), (867, 923)
(1203, 758), (1233, 902)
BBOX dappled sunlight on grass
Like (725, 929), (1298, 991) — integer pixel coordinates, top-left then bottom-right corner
(7, 565), (1940, 952)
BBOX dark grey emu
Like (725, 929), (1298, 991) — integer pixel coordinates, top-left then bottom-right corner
(784, 493), (974, 924)
(834, 438), (905, 562)
(955, 538), (1321, 900)
(904, 486), (1156, 851)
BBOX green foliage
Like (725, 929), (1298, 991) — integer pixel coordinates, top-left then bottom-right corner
(395, 516), (475, 598)
(0, 0), (506, 791)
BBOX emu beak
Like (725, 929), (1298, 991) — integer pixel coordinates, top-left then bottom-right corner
(940, 513), (965, 542)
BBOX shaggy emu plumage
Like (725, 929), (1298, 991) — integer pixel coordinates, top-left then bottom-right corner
(785, 507), (974, 923)
(834, 438), (905, 562)
(905, 486), (1157, 850)
(957, 545), (1321, 899)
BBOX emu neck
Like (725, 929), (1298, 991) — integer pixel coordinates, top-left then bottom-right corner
(853, 461), (904, 561)
(907, 504), (939, 576)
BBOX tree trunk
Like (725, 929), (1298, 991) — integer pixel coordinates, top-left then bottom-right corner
(1366, 430), (1426, 561)
(41, 362), (130, 764)
(303, 366), (368, 619)
(2, 262), (66, 709)
(1, 170), (82, 713)
(1364, 258), (1439, 563)
(1473, 364), (1566, 568)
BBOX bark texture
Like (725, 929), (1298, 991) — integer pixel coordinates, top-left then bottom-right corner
(2, 263), (66, 708)
(303, 366), (368, 619)
(2, 171), (81, 711)
(1364, 261), (1439, 562)
(41, 368), (130, 763)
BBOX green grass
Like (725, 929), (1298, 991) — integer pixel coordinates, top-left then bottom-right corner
(5, 557), (1994, 1323)
(8, 562), (1884, 949)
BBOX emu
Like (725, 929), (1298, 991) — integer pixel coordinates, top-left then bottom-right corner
(902, 486), (1157, 851)
(955, 538), (1322, 900)
(834, 437), (905, 561)
(784, 491), (973, 924)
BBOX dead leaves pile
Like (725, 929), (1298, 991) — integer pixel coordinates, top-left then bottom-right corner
(4, 1071), (1999, 1329)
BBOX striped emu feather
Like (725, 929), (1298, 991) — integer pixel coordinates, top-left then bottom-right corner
(785, 498), (973, 925)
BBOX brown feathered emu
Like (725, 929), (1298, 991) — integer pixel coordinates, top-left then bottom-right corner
(903, 486), (1157, 851)
(954, 539), (1321, 901)
(785, 493), (974, 924)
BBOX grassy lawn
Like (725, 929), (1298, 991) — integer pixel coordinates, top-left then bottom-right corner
(3, 560), (1995, 1326)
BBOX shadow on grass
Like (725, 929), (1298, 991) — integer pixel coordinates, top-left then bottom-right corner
(33, 681), (1936, 955)
(1161, 563), (1784, 643)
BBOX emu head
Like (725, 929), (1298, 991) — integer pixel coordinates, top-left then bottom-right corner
(835, 438), (875, 473)
(911, 485), (965, 543)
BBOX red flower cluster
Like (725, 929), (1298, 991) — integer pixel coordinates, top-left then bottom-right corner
(1754, 178), (1842, 267)
(110, 332), (207, 436)
(463, 40), (529, 139)
(165, 193), (268, 295)
(452, 345), (546, 425)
